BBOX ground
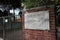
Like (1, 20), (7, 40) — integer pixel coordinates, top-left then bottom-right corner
(0, 28), (22, 40)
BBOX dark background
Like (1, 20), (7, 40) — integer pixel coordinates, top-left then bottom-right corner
(0, 0), (21, 8)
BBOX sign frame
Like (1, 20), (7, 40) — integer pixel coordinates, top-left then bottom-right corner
(24, 11), (50, 30)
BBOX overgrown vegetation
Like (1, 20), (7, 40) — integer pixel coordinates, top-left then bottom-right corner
(21, 0), (50, 9)
(55, 0), (60, 26)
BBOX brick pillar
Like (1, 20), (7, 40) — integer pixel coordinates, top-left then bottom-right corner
(22, 5), (56, 40)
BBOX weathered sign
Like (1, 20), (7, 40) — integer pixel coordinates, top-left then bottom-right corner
(24, 11), (50, 30)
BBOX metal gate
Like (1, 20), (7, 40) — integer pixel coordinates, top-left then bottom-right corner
(0, 16), (22, 40)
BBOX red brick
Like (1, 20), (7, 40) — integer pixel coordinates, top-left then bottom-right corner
(22, 5), (56, 40)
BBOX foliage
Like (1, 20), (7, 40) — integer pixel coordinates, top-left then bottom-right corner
(21, 0), (50, 9)
(55, 0), (60, 26)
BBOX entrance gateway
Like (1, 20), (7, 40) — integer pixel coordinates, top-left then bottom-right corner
(0, 16), (22, 40)
(22, 5), (56, 40)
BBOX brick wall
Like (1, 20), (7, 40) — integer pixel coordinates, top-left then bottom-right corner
(22, 5), (56, 40)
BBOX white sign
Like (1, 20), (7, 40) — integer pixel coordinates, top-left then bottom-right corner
(24, 11), (50, 30)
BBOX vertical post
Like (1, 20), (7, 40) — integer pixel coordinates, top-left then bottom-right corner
(3, 17), (5, 40)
